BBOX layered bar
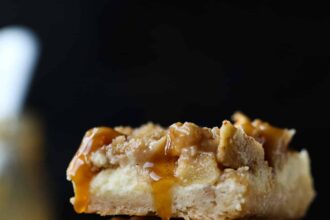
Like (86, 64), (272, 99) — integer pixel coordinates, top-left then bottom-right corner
(67, 113), (315, 220)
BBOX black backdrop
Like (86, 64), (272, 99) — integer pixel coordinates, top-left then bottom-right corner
(1, 1), (329, 219)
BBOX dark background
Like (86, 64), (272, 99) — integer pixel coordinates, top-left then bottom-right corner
(1, 1), (328, 219)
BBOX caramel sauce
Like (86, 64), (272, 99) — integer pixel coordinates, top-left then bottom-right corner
(149, 157), (177, 220)
(67, 127), (120, 213)
(147, 124), (206, 220)
(145, 135), (180, 220)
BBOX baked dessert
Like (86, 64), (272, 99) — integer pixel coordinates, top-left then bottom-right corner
(67, 113), (315, 220)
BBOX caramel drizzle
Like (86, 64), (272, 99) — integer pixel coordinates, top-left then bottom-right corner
(143, 136), (179, 220)
(149, 157), (177, 220)
(67, 127), (120, 213)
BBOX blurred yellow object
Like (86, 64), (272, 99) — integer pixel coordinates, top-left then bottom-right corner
(0, 115), (53, 220)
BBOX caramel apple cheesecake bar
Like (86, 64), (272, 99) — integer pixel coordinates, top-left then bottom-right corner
(67, 113), (315, 220)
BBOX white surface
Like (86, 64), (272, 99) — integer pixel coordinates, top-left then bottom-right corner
(0, 26), (40, 120)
